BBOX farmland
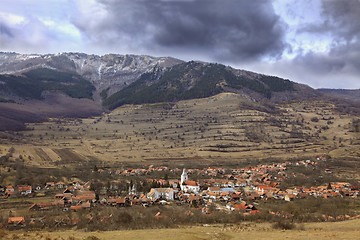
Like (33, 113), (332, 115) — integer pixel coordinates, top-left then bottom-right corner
(1, 93), (359, 169)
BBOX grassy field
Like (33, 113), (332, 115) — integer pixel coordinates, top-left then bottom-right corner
(2, 219), (360, 240)
(1, 93), (358, 168)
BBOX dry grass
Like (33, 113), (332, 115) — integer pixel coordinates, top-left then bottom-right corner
(2, 219), (360, 240)
(1, 93), (359, 167)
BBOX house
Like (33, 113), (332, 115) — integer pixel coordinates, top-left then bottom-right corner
(5, 186), (14, 194)
(147, 188), (174, 201)
(284, 194), (295, 202)
(70, 205), (82, 211)
(181, 181), (200, 194)
(188, 195), (203, 206)
(246, 193), (261, 201)
(236, 179), (247, 187)
(8, 217), (25, 226)
(56, 182), (66, 189)
(233, 204), (250, 211)
(208, 186), (221, 193)
(45, 182), (55, 189)
(168, 179), (179, 188)
(29, 202), (53, 211)
(18, 185), (32, 195)
(116, 197), (130, 207)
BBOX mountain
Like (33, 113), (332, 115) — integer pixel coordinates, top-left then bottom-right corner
(103, 61), (319, 109)
(318, 89), (360, 103)
(0, 52), (183, 102)
(0, 52), (319, 106)
(0, 52), (182, 130)
(0, 52), (324, 130)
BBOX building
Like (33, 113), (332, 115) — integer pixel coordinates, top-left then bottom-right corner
(147, 188), (174, 201)
(180, 169), (200, 194)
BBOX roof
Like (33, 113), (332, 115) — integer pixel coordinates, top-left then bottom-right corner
(149, 188), (173, 193)
(208, 187), (221, 192)
(18, 185), (32, 191)
(116, 197), (126, 204)
(189, 195), (203, 202)
(234, 204), (248, 210)
(184, 181), (198, 186)
(70, 205), (82, 210)
(8, 217), (25, 224)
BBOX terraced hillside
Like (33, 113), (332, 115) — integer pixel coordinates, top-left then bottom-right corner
(1, 93), (359, 168)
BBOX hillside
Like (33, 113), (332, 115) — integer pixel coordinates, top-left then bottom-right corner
(1, 93), (359, 168)
(0, 52), (183, 102)
(0, 53), (317, 109)
(0, 52), (358, 133)
(103, 61), (305, 109)
(0, 52), (324, 131)
(318, 89), (360, 103)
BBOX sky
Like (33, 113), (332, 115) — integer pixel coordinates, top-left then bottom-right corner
(0, 0), (359, 89)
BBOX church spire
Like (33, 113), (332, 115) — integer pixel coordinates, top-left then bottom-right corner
(181, 168), (188, 185)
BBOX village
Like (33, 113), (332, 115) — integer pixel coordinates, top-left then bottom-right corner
(2, 156), (360, 228)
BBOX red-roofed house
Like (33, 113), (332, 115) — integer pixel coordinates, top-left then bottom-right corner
(8, 217), (25, 226)
(18, 185), (32, 195)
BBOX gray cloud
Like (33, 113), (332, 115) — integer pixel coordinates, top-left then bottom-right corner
(290, 0), (360, 86)
(72, 0), (287, 62)
(0, 23), (13, 38)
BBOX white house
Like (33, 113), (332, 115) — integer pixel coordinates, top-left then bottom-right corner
(180, 169), (200, 194)
(147, 188), (174, 201)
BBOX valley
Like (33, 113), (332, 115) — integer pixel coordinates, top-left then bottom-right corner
(0, 53), (359, 238)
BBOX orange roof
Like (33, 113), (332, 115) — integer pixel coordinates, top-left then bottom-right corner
(8, 217), (25, 224)
(39, 202), (53, 207)
(18, 185), (32, 191)
(116, 197), (126, 204)
(184, 180), (198, 186)
(234, 204), (248, 210)
(70, 205), (82, 210)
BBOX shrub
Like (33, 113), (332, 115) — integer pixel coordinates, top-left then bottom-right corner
(85, 236), (101, 240)
(272, 219), (295, 230)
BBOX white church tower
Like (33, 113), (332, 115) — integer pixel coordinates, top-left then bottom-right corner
(181, 168), (188, 185)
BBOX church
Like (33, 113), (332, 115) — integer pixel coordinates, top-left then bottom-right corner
(180, 169), (200, 194)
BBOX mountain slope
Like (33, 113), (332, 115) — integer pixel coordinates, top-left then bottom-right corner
(0, 52), (183, 102)
(0, 52), (328, 130)
(0, 68), (95, 100)
(103, 61), (310, 109)
(318, 89), (360, 103)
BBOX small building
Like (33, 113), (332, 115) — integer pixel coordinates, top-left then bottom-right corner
(5, 186), (14, 194)
(45, 182), (55, 189)
(18, 185), (32, 195)
(285, 194), (295, 202)
(56, 182), (66, 189)
(8, 217), (25, 226)
(147, 188), (174, 201)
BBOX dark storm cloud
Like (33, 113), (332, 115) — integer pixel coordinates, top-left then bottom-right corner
(296, 0), (360, 77)
(73, 0), (287, 62)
